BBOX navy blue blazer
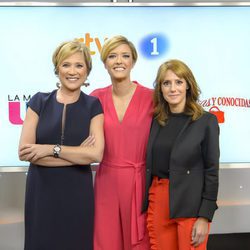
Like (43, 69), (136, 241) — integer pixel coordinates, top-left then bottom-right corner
(142, 112), (220, 222)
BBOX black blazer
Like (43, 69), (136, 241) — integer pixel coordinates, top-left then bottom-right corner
(142, 112), (220, 222)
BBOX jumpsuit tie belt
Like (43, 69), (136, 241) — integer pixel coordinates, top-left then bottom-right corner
(101, 160), (146, 245)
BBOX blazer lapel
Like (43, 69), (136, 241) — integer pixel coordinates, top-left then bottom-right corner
(146, 119), (160, 170)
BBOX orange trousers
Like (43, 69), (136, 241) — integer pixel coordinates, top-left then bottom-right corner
(147, 177), (209, 250)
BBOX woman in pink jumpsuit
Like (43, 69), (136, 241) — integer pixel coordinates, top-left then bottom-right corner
(91, 36), (153, 250)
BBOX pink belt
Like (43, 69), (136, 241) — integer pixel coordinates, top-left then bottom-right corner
(101, 160), (146, 244)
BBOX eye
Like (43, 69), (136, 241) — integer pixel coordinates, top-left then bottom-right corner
(107, 54), (116, 59)
(123, 54), (131, 58)
(61, 63), (70, 68)
(176, 80), (183, 85)
(76, 64), (84, 68)
(162, 81), (171, 86)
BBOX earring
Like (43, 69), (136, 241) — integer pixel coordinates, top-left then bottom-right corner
(56, 82), (61, 88)
(82, 79), (90, 87)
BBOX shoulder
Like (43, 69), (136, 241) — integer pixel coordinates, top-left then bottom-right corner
(28, 90), (55, 115)
(31, 91), (51, 100)
(79, 91), (101, 108)
(201, 111), (218, 123)
(90, 86), (110, 98)
(29, 90), (55, 105)
(135, 81), (153, 95)
(80, 92), (103, 117)
(135, 82), (153, 103)
(80, 91), (103, 110)
(195, 111), (219, 131)
(82, 91), (99, 102)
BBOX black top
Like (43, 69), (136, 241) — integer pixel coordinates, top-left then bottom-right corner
(143, 111), (220, 221)
(152, 113), (189, 178)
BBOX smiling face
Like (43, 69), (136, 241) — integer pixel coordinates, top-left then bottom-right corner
(104, 43), (134, 81)
(161, 69), (188, 113)
(58, 52), (87, 92)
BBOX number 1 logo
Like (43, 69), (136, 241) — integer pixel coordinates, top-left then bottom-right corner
(150, 37), (159, 55)
(139, 34), (169, 59)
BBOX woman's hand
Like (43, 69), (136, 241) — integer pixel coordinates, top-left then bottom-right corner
(191, 217), (209, 247)
(19, 144), (53, 162)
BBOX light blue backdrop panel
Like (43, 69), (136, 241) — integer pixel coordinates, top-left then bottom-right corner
(0, 6), (249, 166)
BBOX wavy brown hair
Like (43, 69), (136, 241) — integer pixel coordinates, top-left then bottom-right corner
(154, 59), (204, 126)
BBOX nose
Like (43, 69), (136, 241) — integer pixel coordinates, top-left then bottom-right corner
(116, 55), (122, 64)
(68, 66), (76, 74)
(169, 82), (176, 91)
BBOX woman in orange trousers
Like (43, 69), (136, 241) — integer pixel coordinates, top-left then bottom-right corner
(143, 59), (220, 250)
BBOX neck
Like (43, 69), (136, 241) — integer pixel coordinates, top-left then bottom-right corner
(169, 105), (185, 114)
(112, 79), (136, 97)
(57, 88), (81, 104)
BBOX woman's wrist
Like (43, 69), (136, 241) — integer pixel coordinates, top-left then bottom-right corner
(198, 217), (209, 222)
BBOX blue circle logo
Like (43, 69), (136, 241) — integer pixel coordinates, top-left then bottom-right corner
(139, 34), (169, 59)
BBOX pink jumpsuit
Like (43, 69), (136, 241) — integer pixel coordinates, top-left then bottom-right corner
(91, 82), (153, 250)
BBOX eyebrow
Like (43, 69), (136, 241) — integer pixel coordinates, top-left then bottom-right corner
(109, 52), (131, 54)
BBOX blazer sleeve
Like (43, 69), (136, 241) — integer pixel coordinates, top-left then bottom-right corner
(198, 113), (220, 221)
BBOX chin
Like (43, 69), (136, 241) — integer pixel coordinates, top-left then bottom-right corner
(167, 99), (180, 104)
(112, 77), (128, 82)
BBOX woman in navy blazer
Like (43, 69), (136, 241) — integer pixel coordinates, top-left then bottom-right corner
(143, 59), (219, 250)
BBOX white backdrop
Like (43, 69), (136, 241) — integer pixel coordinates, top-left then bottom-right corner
(0, 6), (249, 166)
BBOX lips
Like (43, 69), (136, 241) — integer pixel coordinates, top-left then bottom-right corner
(168, 95), (179, 98)
(113, 67), (125, 71)
(66, 77), (79, 81)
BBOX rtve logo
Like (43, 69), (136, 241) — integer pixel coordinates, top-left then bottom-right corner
(77, 33), (108, 55)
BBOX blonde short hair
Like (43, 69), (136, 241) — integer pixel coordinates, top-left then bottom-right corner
(100, 35), (138, 64)
(52, 40), (92, 76)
